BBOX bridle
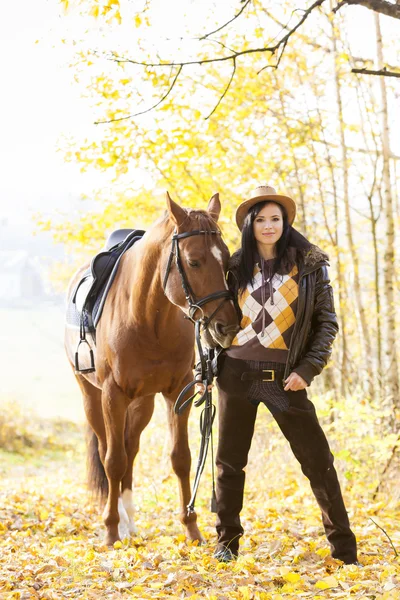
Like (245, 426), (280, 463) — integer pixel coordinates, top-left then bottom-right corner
(163, 228), (234, 515)
(162, 229), (233, 327)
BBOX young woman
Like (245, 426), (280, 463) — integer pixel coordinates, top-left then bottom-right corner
(212, 185), (357, 564)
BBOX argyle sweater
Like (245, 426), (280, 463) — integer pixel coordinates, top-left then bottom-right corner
(226, 259), (299, 363)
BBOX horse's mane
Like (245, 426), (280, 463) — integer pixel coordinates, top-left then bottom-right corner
(185, 209), (221, 234)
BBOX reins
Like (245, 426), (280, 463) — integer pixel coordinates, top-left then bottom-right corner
(163, 228), (232, 515)
(174, 321), (220, 514)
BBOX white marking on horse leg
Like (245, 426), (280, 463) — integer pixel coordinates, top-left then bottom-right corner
(122, 489), (138, 535)
(117, 497), (130, 540)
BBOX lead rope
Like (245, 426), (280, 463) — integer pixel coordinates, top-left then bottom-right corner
(210, 404), (217, 513)
(206, 351), (217, 513)
(175, 321), (217, 515)
(187, 383), (216, 514)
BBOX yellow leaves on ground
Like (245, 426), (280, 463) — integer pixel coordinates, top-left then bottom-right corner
(281, 570), (301, 583)
(315, 574), (338, 589)
(39, 508), (49, 521)
(1, 401), (400, 598)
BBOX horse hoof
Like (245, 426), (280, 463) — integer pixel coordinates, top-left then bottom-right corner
(128, 522), (138, 535)
(118, 522), (130, 541)
(186, 523), (204, 544)
(104, 532), (121, 547)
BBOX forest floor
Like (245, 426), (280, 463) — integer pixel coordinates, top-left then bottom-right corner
(0, 397), (399, 600)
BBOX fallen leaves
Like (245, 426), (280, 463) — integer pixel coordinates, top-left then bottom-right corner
(2, 479), (398, 600)
(1, 400), (400, 599)
(315, 574), (338, 589)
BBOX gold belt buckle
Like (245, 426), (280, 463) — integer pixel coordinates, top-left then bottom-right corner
(262, 369), (275, 381)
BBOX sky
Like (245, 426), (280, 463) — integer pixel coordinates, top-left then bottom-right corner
(0, 0), (95, 229)
(0, 0), (225, 230)
(0, 0), (398, 234)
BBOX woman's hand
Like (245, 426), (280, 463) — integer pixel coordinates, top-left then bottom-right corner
(284, 372), (308, 391)
(195, 381), (213, 394)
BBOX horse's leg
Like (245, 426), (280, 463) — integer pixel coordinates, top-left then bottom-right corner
(74, 374), (108, 498)
(164, 377), (203, 543)
(101, 375), (130, 545)
(120, 395), (155, 536)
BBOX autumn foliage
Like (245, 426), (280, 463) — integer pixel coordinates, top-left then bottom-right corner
(1, 396), (400, 599)
(7, 0), (399, 597)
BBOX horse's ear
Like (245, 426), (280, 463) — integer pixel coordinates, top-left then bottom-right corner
(165, 191), (187, 229)
(207, 192), (221, 223)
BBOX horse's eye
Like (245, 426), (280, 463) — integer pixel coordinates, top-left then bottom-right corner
(188, 259), (200, 268)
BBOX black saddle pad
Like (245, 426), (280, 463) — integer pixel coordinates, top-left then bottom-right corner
(66, 228), (145, 337)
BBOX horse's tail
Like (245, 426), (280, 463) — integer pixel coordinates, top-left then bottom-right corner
(86, 426), (108, 501)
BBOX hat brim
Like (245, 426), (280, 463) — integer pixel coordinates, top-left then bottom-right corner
(235, 194), (296, 230)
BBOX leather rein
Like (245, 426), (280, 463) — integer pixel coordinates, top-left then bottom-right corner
(163, 228), (233, 515)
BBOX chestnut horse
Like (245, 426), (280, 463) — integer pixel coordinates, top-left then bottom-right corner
(65, 193), (239, 545)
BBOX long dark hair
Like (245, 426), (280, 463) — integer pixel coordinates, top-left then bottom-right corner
(237, 201), (296, 295)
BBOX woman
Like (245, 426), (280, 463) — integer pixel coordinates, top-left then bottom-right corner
(212, 185), (357, 564)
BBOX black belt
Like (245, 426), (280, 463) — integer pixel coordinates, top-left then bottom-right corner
(241, 368), (284, 382)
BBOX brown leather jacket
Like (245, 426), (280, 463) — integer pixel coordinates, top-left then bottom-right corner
(227, 229), (339, 386)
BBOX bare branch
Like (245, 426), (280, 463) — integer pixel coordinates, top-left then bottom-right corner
(262, 7), (330, 53)
(94, 65), (183, 124)
(352, 67), (400, 78)
(264, 8), (400, 67)
(258, 36), (289, 73)
(369, 517), (399, 557)
(264, 0), (327, 52)
(199, 0), (252, 40)
(96, 0), (400, 121)
(373, 432), (400, 499)
(95, 0), (326, 119)
(207, 38), (237, 54)
(333, 0), (400, 19)
(108, 0), (327, 70)
(353, 57), (400, 70)
(205, 58), (236, 120)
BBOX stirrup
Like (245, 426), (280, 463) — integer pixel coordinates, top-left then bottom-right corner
(74, 338), (96, 374)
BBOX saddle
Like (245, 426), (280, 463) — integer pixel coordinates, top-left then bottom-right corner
(67, 228), (145, 373)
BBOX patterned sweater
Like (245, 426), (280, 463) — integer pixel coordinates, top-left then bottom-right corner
(226, 259), (299, 363)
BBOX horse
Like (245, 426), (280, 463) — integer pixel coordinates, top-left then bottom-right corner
(64, 192), (239, 545)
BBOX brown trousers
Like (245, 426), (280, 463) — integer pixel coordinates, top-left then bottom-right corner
(215, 355), (357, 564)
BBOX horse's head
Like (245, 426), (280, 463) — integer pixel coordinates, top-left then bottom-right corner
(161, 192), (239, 349)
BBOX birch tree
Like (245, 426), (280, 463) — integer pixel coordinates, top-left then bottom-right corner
(375, 13), (400, 415)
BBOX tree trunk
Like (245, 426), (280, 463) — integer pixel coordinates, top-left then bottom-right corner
(375, 13), (400, 416)
(329, 9), (376, 401)
(274, 73), (308, 236)
(310, 85), (349, 398)
(353, 72), (384, 394)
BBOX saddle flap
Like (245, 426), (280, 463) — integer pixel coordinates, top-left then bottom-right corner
(91, 251), (117, 288)
(90, 229), (146, 294)
(73, 273), (93, 314)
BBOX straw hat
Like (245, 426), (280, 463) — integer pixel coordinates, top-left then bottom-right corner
(235, 185), (296, 230)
